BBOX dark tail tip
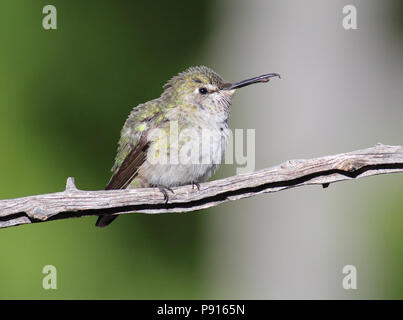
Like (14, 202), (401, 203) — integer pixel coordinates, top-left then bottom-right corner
(95, 215), (118, 228)
(96, 182), (120, 227)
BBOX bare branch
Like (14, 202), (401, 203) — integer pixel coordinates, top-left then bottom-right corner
(0, 143), (402, 229)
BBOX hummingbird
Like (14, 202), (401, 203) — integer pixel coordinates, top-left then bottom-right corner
(96, 66), (280, 227)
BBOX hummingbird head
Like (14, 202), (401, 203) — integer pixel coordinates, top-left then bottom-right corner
(162, 66), (280, 121)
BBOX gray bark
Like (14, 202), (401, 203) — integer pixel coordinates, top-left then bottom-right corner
(0, 143), (402, 229)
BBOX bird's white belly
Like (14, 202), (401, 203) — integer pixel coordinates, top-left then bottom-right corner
(140, 123), (229, 187)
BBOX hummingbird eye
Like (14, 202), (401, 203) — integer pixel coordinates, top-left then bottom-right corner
(199, 87), (208, 95)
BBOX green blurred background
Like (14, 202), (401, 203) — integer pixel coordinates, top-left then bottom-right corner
(0, 0), (214, 299)
(0, 0), (402, 299)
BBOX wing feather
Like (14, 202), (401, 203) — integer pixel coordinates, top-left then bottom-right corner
(105, 134), (149, 190)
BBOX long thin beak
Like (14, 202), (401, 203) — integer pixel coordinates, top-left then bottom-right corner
(222, 73), (281, 90)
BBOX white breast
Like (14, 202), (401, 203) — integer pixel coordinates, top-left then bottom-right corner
(139, 116), (230, 188)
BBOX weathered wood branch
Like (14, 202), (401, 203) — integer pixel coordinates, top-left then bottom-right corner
(0, 143), (402, 229)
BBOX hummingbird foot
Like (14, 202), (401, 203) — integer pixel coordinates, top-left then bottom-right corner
(158, 186), (174, 204)
(191, 181), (201, 191)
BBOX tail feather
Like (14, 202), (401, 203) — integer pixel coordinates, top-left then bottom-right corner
(96, 175), (146, 227)
(95, 214), (118, 228)
(95, 182), (119, 227)
(95, 174), (125, 227)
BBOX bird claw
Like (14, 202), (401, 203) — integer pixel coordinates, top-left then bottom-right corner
(158, 186), (174, 204)
(191, 181), (200, 191)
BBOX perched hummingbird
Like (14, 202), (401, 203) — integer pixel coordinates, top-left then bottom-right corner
(96, 66), (279, 227)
